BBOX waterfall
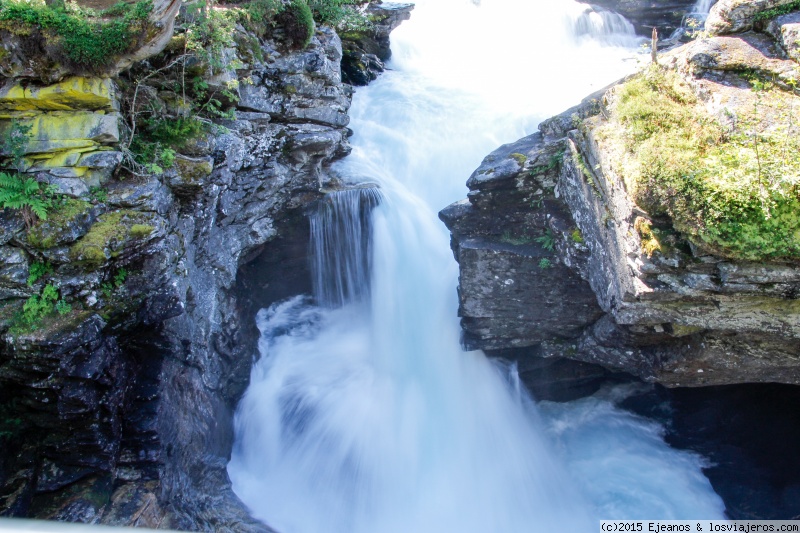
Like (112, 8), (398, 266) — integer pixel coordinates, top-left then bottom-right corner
(228, 0), (727, 530)
(569, 6), (638, 46)
(693, 0), (716, 14)
(310, 188), (382, 308)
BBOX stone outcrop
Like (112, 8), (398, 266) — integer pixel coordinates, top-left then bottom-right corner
(340, 2), (414, 85)
(442, 6), (800, 388)
(0, 3), (410, 529)
(0, 0), (181, 82)
(706, 0), (796, 34)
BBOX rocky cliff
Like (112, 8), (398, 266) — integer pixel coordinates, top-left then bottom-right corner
(442, 0), (800, 389)
(0, 0), (411, 528)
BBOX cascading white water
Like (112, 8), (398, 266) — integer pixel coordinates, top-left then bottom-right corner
(569, 6), (637, 46)
(693, 0), (716, 15)
(228, 0), (728, 530)
(310, 188), (382, 308)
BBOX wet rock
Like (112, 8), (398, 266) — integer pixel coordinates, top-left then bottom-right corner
(0, 11), (408, 529)
(0, 246), (29, 299)
(340, 2), (414, 85)
(164, 155), (214, 196)
(24, 200), (101, 252)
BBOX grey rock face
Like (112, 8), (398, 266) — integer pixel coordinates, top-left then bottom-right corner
(0, 22), (373, 530)
(442, 24), (800, 387)
(340, 2), (414, 86)
(764, 11), (800, 61)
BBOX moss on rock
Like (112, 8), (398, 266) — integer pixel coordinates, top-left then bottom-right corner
(602, 65), (800, 262)
(26, 198), (94, 249)
(69, 209), (156, 267)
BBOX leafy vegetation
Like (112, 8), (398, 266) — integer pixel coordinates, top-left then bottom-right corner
(0, 172), (55, 227)
(308, 0), (370, 31)
(281, 0), (315, 48)
(101, 268), (128, 298)
(538, 258), (552, 269)
(534, 229), (555, 251)
(608, 65), (800, 261)
(753, 0), (800, 21)
(0, 0), (154, 71)
(89, 186), (108, 204)
(11, 283), (71, 333)
(27, 261), (52, 286)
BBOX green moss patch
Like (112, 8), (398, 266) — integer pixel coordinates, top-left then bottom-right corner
(69, 209), (155, 266)
(634, 217), (661, 257)
(27, 198), (93, 249)
(605, 65), (800, 262)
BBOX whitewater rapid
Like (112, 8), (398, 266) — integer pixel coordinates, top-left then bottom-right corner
(228, 0), (727, 531)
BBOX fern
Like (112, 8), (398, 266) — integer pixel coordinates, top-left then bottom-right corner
(0, 172), (51, 226)
(534, 229), (556, 251)
(11, 283), (71, 332)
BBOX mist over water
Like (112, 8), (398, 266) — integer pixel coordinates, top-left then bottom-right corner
(228, 0), (727, 530)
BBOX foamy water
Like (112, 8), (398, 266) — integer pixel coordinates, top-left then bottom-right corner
(228, 0), (727, 530)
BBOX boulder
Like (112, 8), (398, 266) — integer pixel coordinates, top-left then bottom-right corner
(706, 0), (798, 34)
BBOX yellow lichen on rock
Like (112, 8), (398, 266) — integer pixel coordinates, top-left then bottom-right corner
(0, 77), (117, 112)
(0, 111), (119, 155)
(0, 77), (121, 182)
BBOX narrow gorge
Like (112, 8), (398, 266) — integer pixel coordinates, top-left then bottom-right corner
(0, 0), (798, 530)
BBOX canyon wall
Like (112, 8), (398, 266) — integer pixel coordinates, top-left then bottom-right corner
(0, 1), (411, 528)
(442, 0), (800, 389)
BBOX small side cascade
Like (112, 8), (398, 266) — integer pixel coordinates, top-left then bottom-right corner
(569, 6), (638, 45)
(693, 0), (716, 14)
(309, 187), (383, 308)
(671, 0), (716, 40)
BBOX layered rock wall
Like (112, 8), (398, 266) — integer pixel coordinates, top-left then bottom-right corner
(442, 0), (800, 388)
(0, 3), (411, 528)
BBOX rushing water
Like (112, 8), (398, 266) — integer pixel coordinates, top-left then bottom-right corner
(693, 0), (716, 15)
(228, 0), (727, 531)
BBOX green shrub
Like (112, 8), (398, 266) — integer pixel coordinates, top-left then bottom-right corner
(534, 229), (555, 251)
(279, 0), (314, 49)
(307, 0), (370, 31)
(0, 0), (154, 71)
(184, 1), (240, 72)
(239, 0), (283, 36)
